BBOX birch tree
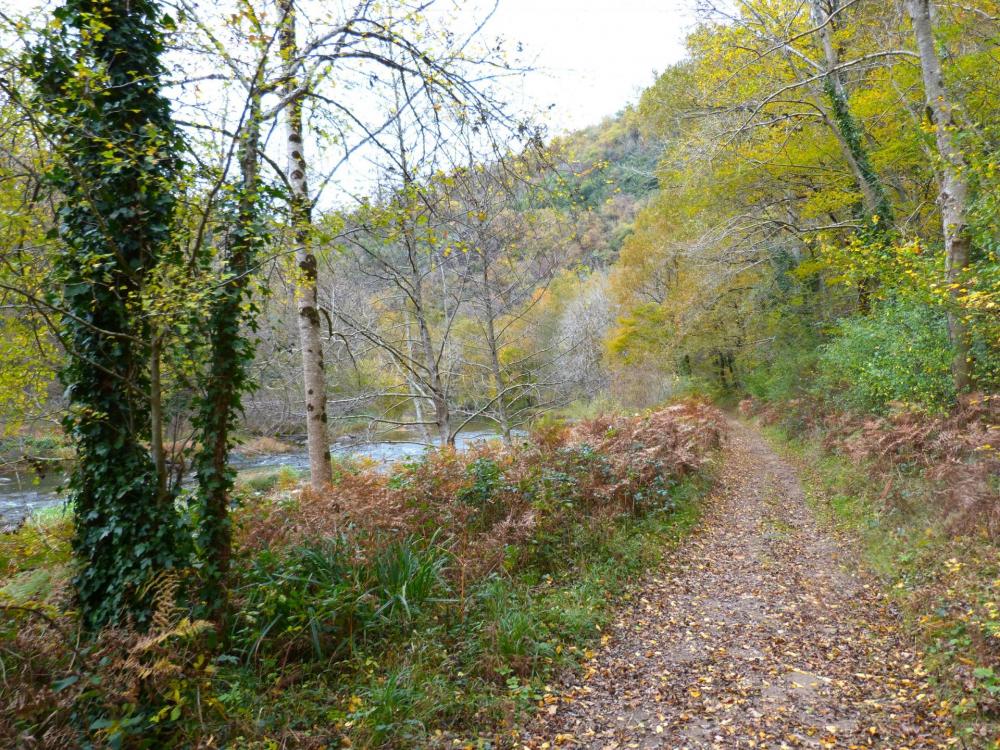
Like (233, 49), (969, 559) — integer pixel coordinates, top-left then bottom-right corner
(905, 0), (974, 391)
(278, 0), (333, 486)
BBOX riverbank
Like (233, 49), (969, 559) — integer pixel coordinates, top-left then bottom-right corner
(0, 427), (517, 528)
(1, 401), (726, 748)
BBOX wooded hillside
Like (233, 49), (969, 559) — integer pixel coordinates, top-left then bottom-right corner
(0, 0), (998, 747)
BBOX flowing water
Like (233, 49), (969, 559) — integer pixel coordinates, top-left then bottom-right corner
(0, 469), (67, 528)
(0, 429), (509, 528)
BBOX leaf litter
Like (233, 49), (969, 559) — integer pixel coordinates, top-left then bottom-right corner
(518, 421), (955, 749)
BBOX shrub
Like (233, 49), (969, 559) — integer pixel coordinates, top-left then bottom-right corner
(816, 301), (956, 413)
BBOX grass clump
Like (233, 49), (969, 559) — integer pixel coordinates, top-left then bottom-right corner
(235, 465), (303, 496)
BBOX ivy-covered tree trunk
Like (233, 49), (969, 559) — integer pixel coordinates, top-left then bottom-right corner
(809, 0), (894, 227)
(279, 0), (333, 488)
(193, 95), (263, 621)
(906, 0), (974, 392)
(808, 0), (895, 311)
(26, 0), (184, 628)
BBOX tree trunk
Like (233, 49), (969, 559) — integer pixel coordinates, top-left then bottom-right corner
(390, 86), (451, 447)
(404, 314), (433, 443)
(481, 262), (512, 444)
(280, 0), (333, 487)
(194, 90), (263, 623)
(399, 209), (450, 446)
(408, 374), (433, 444)
(398, 200), (450, 446)
(810, 0), (894, 225)
(413, 295), (450, 446)
(906, 0), (974, 392)
(150, 334), (167, 503)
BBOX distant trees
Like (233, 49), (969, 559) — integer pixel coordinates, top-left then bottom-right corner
(327, 147), (567, 446)
(445, 157), (566, 441)
(333, 175), (466, 446)
(554, 272), (616, 401)
(295, 113), (661, 439)
(220, 97), (658, 448)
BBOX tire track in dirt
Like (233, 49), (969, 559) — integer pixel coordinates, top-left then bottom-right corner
(519, 420), (954, 749)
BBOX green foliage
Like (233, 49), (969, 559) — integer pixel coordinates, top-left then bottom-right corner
(232, 536), (371, 660)
(815, 301), (957, 413)
(371, 536), (450, 628)
(0, 83), (59, 436)
(0, 316), (55, 435)
(235, 466), (301, 496)
(355, 666), (426, 744)
(0, 507), (73, 588)
(24, 0), (188, 628)
(190, 132), (268, 615)
(457, 457), (505, 507)
(543, 117), (660, 213)
(821, 76), (894, 228)
(743, 346), (820, 403)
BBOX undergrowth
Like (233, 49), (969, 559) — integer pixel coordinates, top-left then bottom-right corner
(0, 400), (724, 748)
(215, 479), (705, 748)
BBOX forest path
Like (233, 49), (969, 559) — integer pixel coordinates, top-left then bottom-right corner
(519, 420), (953, 749)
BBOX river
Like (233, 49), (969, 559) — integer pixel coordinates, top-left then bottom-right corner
(0, 430), (507, 528)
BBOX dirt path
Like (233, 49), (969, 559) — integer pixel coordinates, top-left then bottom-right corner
(520, 421), (953, 749)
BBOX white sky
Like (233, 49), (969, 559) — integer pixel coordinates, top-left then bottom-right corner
(4, 0), (696, 135)
(2, 0), (699, 201)
(482, 0), (696, 133)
